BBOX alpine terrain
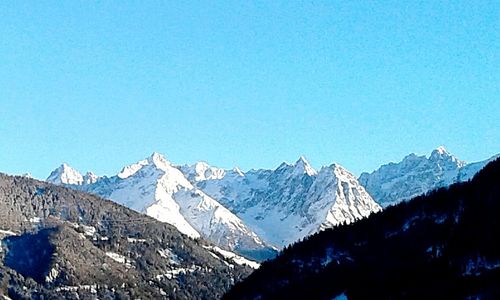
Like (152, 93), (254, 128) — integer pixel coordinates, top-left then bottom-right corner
(225, 158), (500, 299)
(183, 157), (382, 248)
(48, 154), (382, 252)
(359, 146), (499, 208)
(47, 153), (276, 261)
(0, 173), (256, 299)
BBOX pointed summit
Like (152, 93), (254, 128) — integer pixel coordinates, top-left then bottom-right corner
(83, 171), (100, 184)
(149, 151), (166, 161)
(293, 156), (317, 176)
(434, 145), (448, 154)
(179, 161), (227, 182)
(295, 155), (308, 164)
(47, 163), (84, 185)
(429, 146), (466, 167)
(117, 152), (171, 179)
(148, 152), (171, 170)
(232, 167), (245, 177)
(430, 146), (451, 158)
(193, 161), (225, 181)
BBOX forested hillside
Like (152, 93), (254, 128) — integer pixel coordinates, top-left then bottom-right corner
(0, 174), (253, 299)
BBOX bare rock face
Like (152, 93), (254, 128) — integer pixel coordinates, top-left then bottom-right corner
(0, 173), (254, 299)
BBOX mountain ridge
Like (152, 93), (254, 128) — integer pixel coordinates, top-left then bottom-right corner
(52, 153), (276, 261)
(224, 157), (500, 299)
(359, 146), (499, 207)
(46, 153), (382, 254)
(45, 147), (497, 257)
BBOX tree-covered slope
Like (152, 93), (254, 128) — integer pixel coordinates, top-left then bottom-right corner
(0, 174), (254, 299)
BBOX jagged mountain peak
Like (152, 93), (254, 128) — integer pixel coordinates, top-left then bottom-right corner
(359, 147), (495, 208)
(179, 161), (227, 182)
(296, 155), (308, 164)
(430, 145), (453, 160)
(117, 159), (148, 179)
(225, 159), (500, 299)
(193, 161), (226, 181)
(324, 162), (344, 171)
(193, 158), (380, 248)
(148, 151), (170, 167)
(47, 163), (84, 185)
(231, 167), (245, 177)
(429, 146), (466, 167)
(319, 162), (352, 177)
(116, 152), (173, 179)
(275, 156), (317, 177)
(433, 145), (449, 155)
(402, 152), (424, 161)
(276, 161), (292, 170)
(83, 171), (100, 184)
(50, 153), (274, 260)
(294, 156), (317, 176)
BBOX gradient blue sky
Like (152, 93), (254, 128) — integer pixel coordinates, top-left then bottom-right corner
(0, 1), (498, 179)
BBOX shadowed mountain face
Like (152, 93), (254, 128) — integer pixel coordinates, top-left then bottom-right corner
(0, 174), (254, 299)
(225, 158), (500, 300)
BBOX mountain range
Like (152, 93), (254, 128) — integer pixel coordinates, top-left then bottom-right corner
(45, 147), (497, 260)
(359, 147), (499, 207)
(1, 146), (497, 298)
(225, 157), (500, 299)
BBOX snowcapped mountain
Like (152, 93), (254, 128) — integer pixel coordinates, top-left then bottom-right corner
(180, 162), (227, 182)
(47, 163), (85, 185)
(225, 158), (500, 299)
(47, 154), (381, 252)
(47, 153), (275, 261)
(181, 157), (381, 248)
(359, 146), (499, 208)
(43, 148), (499, 254)
(83, 171), (100, 184)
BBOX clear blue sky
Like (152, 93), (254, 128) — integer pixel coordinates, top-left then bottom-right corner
(0, 1), (498, 179)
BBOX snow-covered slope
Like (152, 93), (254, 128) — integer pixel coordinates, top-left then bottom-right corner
(47, 153), (274, 260)
(47, 154), (381, 251)
(47, 163), (85, 185)
(44, 148), (499, 253)
(359, 147), (499, 208)
(181, 157), (381, 248)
